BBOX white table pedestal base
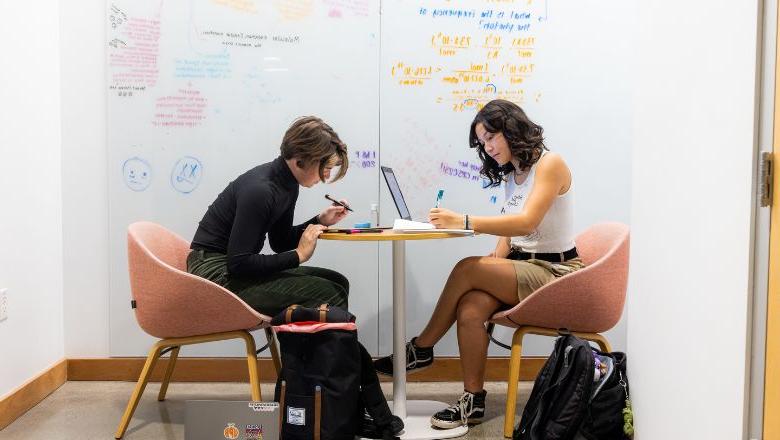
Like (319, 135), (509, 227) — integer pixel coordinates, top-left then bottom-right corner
(385, 400), (469, 439)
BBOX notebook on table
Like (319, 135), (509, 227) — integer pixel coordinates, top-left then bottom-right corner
(380, 166), (473, 235)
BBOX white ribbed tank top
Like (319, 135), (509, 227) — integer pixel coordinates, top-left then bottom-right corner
(501, 153), (576, 253)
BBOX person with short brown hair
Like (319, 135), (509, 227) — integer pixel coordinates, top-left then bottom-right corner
(187, 116), (352, 316)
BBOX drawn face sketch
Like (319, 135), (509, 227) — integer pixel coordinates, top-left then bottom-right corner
(170, 156), (203, 194)
(123, 157), (152, 191)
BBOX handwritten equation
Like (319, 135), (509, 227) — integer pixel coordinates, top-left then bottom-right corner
(389, 1), (548, 112)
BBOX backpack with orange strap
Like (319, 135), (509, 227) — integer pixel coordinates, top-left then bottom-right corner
(272, 304), (402, 440)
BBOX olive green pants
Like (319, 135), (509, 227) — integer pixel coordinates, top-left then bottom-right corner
(187, 249), (349, 317)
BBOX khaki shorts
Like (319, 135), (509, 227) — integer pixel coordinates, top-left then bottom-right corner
(510, 257), (584, 301)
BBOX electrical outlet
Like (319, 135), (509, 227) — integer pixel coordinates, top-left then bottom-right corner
(0, 288), (7, 322)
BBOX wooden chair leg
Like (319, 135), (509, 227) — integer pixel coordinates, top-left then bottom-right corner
(157, 346), (181, 401)
(241, 330), (262, 401)
(115, 343), (165, 439)
(504, 327), (528, 438)
(587, 333), (612, 352)
(265, 327), (282, 376)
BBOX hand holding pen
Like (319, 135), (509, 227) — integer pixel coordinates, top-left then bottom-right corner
(319, 194), (352, 226)
(325, 194), (353, 212)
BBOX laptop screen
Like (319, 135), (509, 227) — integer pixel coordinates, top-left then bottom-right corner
(380, 166), (412, 220)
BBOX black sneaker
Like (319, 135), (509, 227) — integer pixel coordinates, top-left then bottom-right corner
(430, 390), (486, 429)
(359, 409), (404, 439)
(373, 337), (434, 376)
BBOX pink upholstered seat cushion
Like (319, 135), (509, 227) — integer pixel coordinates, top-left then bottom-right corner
(127, 221), (272, 339)
(490, 222), (630, 334)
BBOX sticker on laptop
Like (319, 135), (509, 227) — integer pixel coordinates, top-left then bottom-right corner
(223, 423), (239, 439)
(287, 407), (305, 425)
(244, 423), (264, 439)
(248, 402), (279, 412)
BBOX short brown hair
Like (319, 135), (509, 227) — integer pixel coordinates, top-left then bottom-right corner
(280, 116), (348, 182)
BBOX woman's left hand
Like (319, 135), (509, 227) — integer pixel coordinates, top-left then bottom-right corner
(318, 200), (350, 226)
(429, 208), (463, 229)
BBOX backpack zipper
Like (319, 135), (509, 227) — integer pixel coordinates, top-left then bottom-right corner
(590, 354), (614, 402)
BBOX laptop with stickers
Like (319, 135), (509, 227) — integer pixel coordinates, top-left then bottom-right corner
(185, 400), (279, 440)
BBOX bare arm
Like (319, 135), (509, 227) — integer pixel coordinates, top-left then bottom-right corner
(429, 153), (571, 236)
(489, 236), (511, 258)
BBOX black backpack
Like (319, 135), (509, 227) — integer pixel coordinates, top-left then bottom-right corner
(515, 333), (632, 440)
(272, 305), (401, 440)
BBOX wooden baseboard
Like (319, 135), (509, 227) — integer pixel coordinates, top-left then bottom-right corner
(0, 356), (544, 430)
(67, 356), (546, 383)
(0, 358), (67, 430)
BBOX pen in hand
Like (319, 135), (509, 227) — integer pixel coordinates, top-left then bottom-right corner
(435, 189), (444, 208)
(324, 194), (354, 212)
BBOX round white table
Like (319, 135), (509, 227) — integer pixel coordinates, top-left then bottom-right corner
(320, 230), (470, 439)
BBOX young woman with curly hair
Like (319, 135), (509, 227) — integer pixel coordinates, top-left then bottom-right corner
(374, 100), (584, 430)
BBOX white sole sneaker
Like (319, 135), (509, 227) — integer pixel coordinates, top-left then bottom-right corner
(430, 417), (483, 429)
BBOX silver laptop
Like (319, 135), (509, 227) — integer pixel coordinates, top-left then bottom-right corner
(381, 165), (473, 234)
(185, 400), (279, 440)
(380, 166), (413, 220)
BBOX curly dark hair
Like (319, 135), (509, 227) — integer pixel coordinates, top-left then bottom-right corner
(469, 99), (547, 187)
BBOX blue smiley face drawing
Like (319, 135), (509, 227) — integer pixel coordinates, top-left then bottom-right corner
(171, 156), (203, 194)
(123, 157), (152, 191)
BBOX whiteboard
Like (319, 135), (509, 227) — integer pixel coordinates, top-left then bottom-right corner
(378, 0), (634, 356)
(107, 0), (380, 356)
(107, 0), (634, 358)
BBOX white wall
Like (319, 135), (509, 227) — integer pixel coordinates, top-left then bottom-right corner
(628, 2), (760, 439)
(60, 0), (110, 357)
(0, 2), (65, 397)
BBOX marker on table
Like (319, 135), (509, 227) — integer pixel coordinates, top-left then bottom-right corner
(324, 194), (354, 212)
(435, 189), (444, 208)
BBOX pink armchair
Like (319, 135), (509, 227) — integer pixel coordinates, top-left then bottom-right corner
(489, 222), (630, 438)
(115, 221), (281, 439)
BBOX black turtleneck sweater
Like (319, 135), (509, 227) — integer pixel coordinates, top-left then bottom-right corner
(191, 156), (319, 277)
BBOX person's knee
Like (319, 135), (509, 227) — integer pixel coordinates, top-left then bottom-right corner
(336, 272), (349, 293)
(456, 298), (488, 325)
(453, 256), (480, 277)
(321, 268), (350, 293)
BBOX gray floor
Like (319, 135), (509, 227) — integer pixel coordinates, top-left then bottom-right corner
(0, 381), (532, 439)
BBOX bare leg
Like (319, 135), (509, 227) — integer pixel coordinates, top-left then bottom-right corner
(456, 291), (502, 392)
(415, 256), (518, 348)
